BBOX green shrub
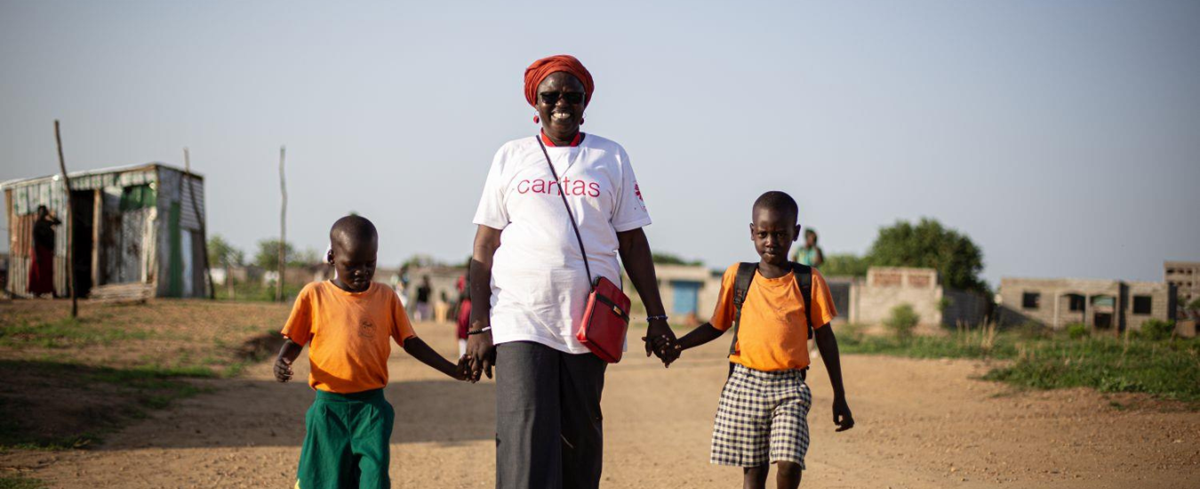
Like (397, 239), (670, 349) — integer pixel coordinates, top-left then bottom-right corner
(1066, 323), (1088, 340)
(884, 303), (920, 341)
(837, 323), (867, 345)
(1140, 319), (1175, 341)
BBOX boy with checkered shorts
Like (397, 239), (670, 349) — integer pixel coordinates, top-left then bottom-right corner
(657, 191), (854, 489)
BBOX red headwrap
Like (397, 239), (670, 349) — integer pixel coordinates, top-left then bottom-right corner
(524, 55), (595, 107)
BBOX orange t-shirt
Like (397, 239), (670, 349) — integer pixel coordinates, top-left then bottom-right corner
(281, 281), (416, 393)
(710, 263), (837, 372)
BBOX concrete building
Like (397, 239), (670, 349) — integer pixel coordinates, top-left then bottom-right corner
(3, 163), (207, 299)
(997, 277), (1177, 333)
(1164, 261), (1200, 308)
(837, 267), (989, 329)
(627, 264), (989, 330)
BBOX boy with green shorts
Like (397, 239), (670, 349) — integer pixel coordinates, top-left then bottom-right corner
(274, 215), (469, 489)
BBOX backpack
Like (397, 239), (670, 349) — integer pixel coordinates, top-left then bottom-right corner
(727, 262), (814, 378)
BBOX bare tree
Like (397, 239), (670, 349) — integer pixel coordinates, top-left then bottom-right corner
(54, 120), (77, 318)
(277, 146), (287, 303)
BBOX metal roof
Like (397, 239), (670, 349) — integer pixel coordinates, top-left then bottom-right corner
(0, 162), (202, 190)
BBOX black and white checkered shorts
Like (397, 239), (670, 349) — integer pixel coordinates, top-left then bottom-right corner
(710, 363), (812, 468)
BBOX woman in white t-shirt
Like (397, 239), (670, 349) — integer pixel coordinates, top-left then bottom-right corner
(465, 54), (676, 489)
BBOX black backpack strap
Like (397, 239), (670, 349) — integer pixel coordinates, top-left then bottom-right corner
(792, 263), (814, 339)
(727, 262), (758, 357)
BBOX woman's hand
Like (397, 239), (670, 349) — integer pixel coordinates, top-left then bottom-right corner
(465, 325), (495, 382)
(467, 225), (501, 382)
(643, 318), (678, 365)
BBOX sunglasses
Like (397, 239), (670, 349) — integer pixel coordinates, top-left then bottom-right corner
(539, 92), (586, 105)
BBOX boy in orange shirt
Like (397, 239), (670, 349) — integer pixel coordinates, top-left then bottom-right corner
(657, 191), (854, 489)
(274, 215), (468, 489)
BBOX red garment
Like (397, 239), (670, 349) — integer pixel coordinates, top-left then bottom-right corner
(523, 55), (595, 107)
(456, 299), (472, 340)
(28, 245), (55, 295)
(541, 130), (583, 147)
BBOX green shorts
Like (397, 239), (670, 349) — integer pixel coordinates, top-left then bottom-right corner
(297, 388), (394, 489)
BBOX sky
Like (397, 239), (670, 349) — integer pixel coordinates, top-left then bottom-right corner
(1, 0), (1198, 286)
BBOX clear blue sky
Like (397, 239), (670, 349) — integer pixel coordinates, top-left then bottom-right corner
(2, 0), (1198, 286)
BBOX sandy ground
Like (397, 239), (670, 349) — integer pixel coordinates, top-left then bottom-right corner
(2, 321), (1197, 488)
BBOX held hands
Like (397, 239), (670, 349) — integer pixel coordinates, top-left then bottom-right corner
(273, 355), (294, 383)
(650, 335), (682, 367)
(465, 322), (495, 383)
(641, 319), (679, 368)
(453, 355), (474, 381)
(833, 396), (855, 432)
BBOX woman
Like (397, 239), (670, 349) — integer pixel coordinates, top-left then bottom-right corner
(28, 205), (60, 297)
(465, 54), (675, 489)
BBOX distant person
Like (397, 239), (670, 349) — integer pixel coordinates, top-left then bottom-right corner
(28, 205), (60, 298)
(791, 229), (825, 360)
(454, 274), (471, 357)
(654, 192), (853, 489)
(414, 275), (432, 322)
(394, 278), (409, 309)
(273, 215), (469, 489)
(435, 290), (451, 323)
(791, 228), (824, 268)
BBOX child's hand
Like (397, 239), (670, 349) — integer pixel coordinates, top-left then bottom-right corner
(454, 355), (473, 382)
(649, 335), (681, 367)
(274, 355), (294, 383)
(832, 396), (854, 432)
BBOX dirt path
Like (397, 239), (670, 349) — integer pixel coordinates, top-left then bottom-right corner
(3, 322), (1197, 488)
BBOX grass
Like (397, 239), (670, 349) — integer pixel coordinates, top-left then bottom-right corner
(983, 337), (1200, 402)
(0, 316), (153, 349)
(0, 476), (46, 489)
(0, 360), (217, 450)
(0, 300), (290, 456)
(838, 323), (1200, 403)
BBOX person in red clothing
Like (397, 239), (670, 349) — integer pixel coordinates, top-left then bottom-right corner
(454, 274), (471, 357)
(28, 205), (60, 297)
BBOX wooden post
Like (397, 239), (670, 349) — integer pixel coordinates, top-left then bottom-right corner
(277, 146), (287, 303)
(54, 120), (77, 318)
(184, 148), (215, 300)
(92, 189), (100, 289)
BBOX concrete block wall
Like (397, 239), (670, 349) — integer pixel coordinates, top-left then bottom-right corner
(1125, 281), (1175, 331)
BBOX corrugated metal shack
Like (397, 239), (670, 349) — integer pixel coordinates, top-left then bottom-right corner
(2, 163), (207, 299)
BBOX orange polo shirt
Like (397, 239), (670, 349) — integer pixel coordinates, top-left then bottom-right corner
(281, 281), (416, 393)
(710, 264), (837, 372)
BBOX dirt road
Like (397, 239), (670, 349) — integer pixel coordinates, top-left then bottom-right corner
(3, 322), (1197, 488)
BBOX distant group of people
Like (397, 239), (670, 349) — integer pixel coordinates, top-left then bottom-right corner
(272, 54), (852, 489)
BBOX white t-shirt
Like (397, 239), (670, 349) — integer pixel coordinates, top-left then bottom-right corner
(473, 133), (652, 354)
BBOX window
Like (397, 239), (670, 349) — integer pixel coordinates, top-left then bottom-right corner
(1022, 292), (1041, 310)
(1132, 296), (1152, 315)
(1068, 295), (1085, 312)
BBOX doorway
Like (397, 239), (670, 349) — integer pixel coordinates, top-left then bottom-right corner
(70, 190), (94, 297)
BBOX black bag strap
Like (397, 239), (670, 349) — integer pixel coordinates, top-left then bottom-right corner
(536, 136), (594, 290)
(727, 262), (758, 357)
(793, 262), (815, 339)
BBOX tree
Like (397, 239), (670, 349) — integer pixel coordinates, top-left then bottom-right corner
(867, 218), (987, 294)
(207, 235), (244, 269)
(291, 248), (321, 267)
(255, 239), (296, 271)
(651, 252), (702, 266)
(821, 253), (871, 277)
